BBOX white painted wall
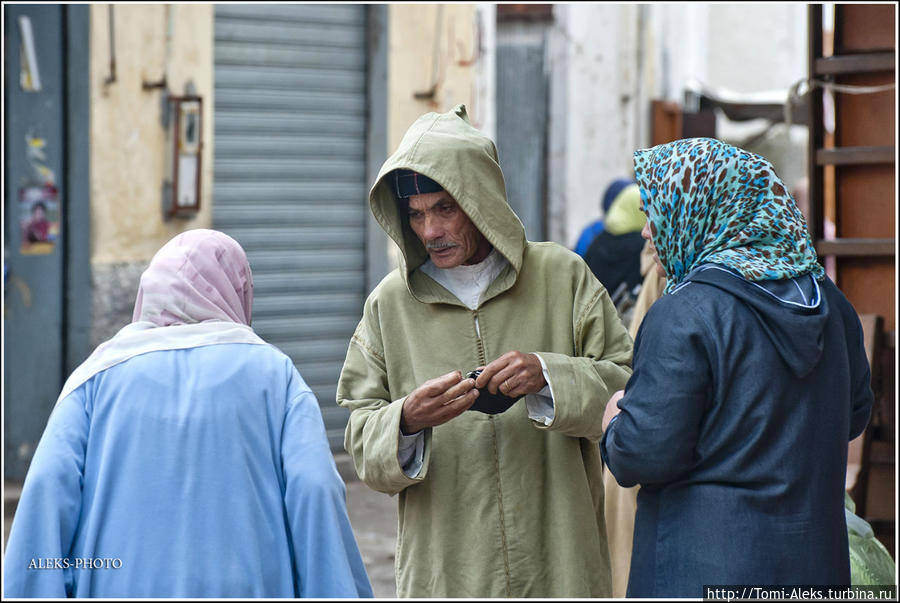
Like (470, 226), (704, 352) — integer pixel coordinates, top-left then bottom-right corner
(701, 3), (809, 189)
(705, 4), (808, 93)
(472, 3), (497, 141)
(548, 3), (644, 247)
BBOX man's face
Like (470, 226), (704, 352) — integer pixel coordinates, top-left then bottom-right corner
(407, 191), (492, 268)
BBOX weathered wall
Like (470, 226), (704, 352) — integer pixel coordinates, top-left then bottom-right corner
(703, 3), (809, 190)
(705, 4), (807, 93)
(387, 4), (485, 151)
(548, 3), (644, 247)
(89, 4), (214, 345)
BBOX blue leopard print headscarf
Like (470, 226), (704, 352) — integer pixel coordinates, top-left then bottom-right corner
(633, 137), (824, 294)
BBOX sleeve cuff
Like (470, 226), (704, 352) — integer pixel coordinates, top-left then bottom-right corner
(525, 354), (555, 425)
(398, 429), (425, 478)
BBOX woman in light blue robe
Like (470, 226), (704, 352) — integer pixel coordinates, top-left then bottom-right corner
(3, 229), (374, 598)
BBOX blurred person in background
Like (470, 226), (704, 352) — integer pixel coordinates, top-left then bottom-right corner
(583, 181), (646, 321)
(601, 138), (873, 597)
(337, 104), (633, 598)
(573, 177), (637, 258)
(3, 229), (373, 599)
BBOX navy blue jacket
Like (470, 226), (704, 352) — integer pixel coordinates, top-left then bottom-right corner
(601, 265), (873, 598)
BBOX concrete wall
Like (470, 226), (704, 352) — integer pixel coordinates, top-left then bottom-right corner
(89, 4), (214, 345)
(705, 4), (807, 93)
(548, 4), (644, 247)
(702, 3), (809, 190)
(386, 4), (492, 150)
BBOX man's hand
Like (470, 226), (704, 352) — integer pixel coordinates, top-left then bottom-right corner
(474, 352), (547, 398)
(400, 371), (479, 435)
(602, 389), (625, 432)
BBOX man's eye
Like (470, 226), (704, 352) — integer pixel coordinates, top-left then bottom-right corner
(438, 204), (455, 214)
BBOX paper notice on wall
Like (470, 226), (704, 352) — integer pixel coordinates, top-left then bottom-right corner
(26, 135), (56, 185)
(19, 184), (60, 255)
(19, 16), (42, 92)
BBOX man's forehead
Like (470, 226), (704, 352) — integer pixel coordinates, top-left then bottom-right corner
(407, 191), (457, 211)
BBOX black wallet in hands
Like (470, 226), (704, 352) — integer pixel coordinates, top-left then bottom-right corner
(465, 369), (521, 415)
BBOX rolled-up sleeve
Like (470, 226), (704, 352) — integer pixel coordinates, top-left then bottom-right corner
(336, 308), (432, 495)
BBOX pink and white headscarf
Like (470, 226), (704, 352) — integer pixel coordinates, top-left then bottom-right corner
(56, 229), (267, 405)
(133, 229), (254, 326)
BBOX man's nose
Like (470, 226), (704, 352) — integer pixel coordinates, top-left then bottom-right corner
(423, 213), (443, 240)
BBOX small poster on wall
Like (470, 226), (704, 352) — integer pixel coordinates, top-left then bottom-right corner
(19, 184), (60, 255)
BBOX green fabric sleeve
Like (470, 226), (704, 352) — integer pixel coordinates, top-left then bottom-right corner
(534, 284), (634, 441)
(337, 324), (432, 495)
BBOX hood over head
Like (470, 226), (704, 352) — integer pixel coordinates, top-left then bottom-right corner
(369, 104), (526, 301)
(601, 178), (636, 214)
(603, 184), (644, 235)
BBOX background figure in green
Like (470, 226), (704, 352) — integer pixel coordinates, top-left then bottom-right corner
(846, 493), (897, 586)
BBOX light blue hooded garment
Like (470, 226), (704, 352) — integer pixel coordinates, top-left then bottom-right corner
(3, 230), (373, 598)
(2, 343), (373, 598)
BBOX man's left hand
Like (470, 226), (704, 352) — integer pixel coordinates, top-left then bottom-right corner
(474, 351), (547, 398)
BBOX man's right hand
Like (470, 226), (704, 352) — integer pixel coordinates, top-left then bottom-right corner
(400, 371), (479, 435)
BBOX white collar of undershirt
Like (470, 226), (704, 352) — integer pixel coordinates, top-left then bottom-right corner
(420, 248), (508, 310)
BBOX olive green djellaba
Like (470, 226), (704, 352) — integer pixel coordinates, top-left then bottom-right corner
(337, 105), (633, 597)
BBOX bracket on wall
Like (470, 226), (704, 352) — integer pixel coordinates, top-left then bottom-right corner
(142, 78), (170, 130)
(162, 94), (203, 220)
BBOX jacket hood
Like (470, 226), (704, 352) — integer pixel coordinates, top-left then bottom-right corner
(369, 104), (526, 302)
(681, 264), (828, 378)
(603, 184), (643, 235)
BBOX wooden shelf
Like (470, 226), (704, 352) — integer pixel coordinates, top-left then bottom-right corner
(815, 238), (896, 257)
(815, 146), (895, 166)
(814, 52), (895, 75)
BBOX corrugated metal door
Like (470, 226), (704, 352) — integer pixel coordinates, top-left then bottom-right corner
(213, 5), (367, 449)
(496, 22), (548, 241)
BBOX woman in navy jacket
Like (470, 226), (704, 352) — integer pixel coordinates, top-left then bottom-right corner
(600, 138), (873, 597)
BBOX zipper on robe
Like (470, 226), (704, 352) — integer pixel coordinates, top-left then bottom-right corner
(473, 308), (513, 595)
(473, 310), (486, 366)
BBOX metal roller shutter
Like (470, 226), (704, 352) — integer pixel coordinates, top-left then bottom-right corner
(213, 5), (367, 449)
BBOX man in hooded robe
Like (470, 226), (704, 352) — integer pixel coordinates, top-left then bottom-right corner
(337, 105), (634, 598)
